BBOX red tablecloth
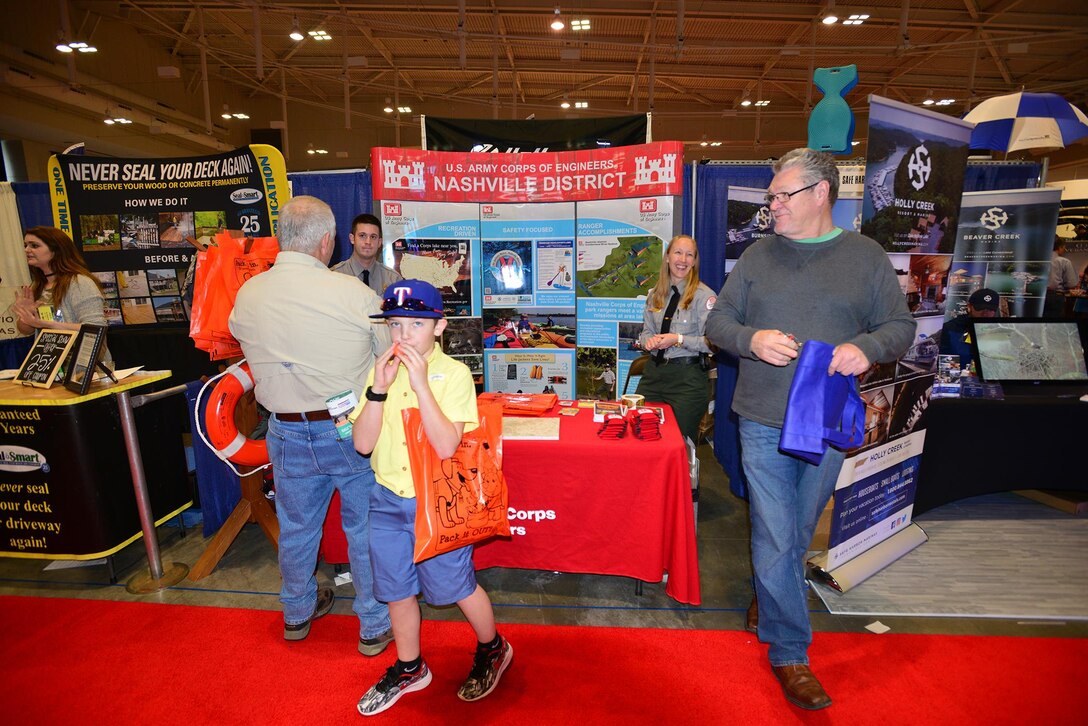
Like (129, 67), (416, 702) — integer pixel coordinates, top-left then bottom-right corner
(321, 404), (701, 606)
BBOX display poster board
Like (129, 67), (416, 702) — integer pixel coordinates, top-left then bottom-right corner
(14, 329), (78, 388)
(372, 142), (683, 398)
(861, 96), (973, 255)
(818, 97), (974, 576)
(480, 202), (576, 398)
(63, 324), (110, 395)
(46, 145), (289, 327)
(825, 431), (926, 569)
(947, 188), (1062, 319)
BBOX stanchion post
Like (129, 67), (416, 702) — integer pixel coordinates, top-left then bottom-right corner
(116, 387), (189, 593)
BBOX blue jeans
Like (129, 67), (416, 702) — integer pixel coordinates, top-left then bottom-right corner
(266, 415), (390, 639)
(738, 417), (845, 666)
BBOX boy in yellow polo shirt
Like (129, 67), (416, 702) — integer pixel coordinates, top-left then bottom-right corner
(352, 279), (512, 717)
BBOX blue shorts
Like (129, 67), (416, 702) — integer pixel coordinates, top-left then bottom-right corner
(368, 483), (478, 606)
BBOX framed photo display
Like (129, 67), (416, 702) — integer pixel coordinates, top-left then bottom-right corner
(14, 328), (79, 388)
(64, 324), (111, 395)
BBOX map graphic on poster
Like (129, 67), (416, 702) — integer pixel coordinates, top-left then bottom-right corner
(480, 202), (575, 308)
(47, 145), (288, 327)
(947, 188), (1060, 319)
(726, 186), (774, 260)
(576, 196), (678, 341)
(381, 201), (481, 317)
(861, 96), (973, 254)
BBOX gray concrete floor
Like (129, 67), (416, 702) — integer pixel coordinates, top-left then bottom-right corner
(2, 442), (1085, 640)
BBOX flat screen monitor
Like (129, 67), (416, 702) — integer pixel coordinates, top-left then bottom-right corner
(969, 318), (1088, 386)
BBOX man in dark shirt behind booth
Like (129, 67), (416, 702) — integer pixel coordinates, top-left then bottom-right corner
(939, 287), (1001, 372)
(229, 196), (394, 655)
(705, 148), (915, 711)
(332, 213), (403, 294)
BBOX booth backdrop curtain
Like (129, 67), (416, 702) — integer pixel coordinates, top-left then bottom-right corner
(690, 163), (774, 499)
(287, 170), (373, 266)
(185, 380), (242, 537)
(963, 162), (1041, 192)
(0, 182), (33, 343)
(10, 182), (52, 230)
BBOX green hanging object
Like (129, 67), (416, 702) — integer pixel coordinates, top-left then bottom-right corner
(808, 65), (859, 154)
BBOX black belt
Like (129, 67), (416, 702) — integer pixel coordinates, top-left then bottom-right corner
(656, 356), (701, 366)
(276, 410), (333, 422)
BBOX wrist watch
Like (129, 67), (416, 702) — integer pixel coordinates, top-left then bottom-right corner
(365, 386), (388, 402)
(675, 333), (684, 347)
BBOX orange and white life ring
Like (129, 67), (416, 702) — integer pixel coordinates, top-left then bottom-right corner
(205, 362), (269, 466)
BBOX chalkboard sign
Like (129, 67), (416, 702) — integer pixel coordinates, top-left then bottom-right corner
(14, 329), (79, 388)
(64, 324), (110, 395)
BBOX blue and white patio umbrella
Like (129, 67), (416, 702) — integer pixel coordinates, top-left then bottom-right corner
(963, 92), (1088, 153)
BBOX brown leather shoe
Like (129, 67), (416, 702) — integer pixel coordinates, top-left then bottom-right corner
(772, 664), (832, 710)
(745, 596), (758, 634)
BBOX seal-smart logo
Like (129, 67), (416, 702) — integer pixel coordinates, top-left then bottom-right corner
(0, 445), (50, 473)
(980, 207), (1009, 231)
(230, 188), (264, 204)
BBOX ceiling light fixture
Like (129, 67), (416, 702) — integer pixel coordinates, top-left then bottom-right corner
(571, 18), (590, 31)
(397, 105), (412, 114)
(935, 98), (956, 106)
(822, 0), (838, 24)
(842, 14), (869, 25)
(308, 29), (332, 41)
(383, 97), (394, 113)
(550, 8), (565, 31)
(289, 17), (304, 41)
(754, 100), (770, 107)
(740, 96), (752, 107)
(710, 141), (722, 147)
(560, 99), (571, 109)
(57, 38), (97, 53)
(574, 101), (588, 109)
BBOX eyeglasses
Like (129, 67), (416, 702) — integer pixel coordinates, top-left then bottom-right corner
(763, 181), (820, 205)
(380, 296), (442, 313)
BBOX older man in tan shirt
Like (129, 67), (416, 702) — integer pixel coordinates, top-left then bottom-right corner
(229, 195), (394, 655)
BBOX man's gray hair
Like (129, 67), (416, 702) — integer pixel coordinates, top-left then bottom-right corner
(773, 148), (840, 205)
(276, 195), (336, 253)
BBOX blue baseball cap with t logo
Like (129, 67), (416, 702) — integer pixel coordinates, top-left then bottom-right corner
(370, 279), (445, 319)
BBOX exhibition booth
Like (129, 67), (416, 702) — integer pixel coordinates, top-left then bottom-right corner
(0, 99), (1079, 599)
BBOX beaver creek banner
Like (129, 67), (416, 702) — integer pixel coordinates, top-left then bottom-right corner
(47, 145), (288, 327)
(947, 188), (1062, 319)
(372, 142), (683, 399)
(861, 96), (974, 255)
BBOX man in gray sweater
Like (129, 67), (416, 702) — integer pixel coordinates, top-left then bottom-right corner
(706, 148), (915, 711)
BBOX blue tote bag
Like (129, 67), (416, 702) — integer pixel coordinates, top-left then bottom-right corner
(779, 340), (865, 465)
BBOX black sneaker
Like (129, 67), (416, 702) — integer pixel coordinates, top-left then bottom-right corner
(358, 628), (394, 656)
(357, 662), (432, 716)
(283, 586), (335, 641)
(457, 636), (513, 702)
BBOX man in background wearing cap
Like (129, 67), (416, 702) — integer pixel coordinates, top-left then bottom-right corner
(352, 279), (512, 717)
(939, 287), (1001, 371)
(229, 195), (394, 654)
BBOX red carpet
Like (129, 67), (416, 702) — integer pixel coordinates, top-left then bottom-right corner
(0, 595), (1082, 725)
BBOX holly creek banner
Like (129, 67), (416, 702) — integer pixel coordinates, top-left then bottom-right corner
(861, 96), (973, 254)
(47, 145), (288, 327)
(371, 142), (684, 203)
(826, 430), (926, 570)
